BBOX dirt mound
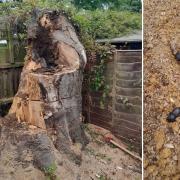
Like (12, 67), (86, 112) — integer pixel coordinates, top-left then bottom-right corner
(0, 117), (141, 180)
(144, 0), (180, 179)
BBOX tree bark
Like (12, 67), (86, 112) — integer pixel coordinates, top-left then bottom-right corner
(8, 10), (88, 163)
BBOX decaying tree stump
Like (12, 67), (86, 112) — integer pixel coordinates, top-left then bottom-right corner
(9, 10), (88, 163)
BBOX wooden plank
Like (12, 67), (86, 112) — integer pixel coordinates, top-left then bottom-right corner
(90, 111), (112, 123)
(115, 102), (142, 114)
(8, 70), (13, 97)
(90, 106), (112, 119)
(0, 97), (13, 104)
(117, 56), (142, 63)
(0, 62), (24, 69)
(16, 68), (22, 92)
(116, 51), (142, 56)
(116, 71), (141, 80)
(114, 111), (141, 124)
(0, 66), (23, 102)
(0, 47), (10, 64)
(113, 133), (141, 146)
(116, 62), (142, 72)
(0, 72), (3, 99)
(116, 87), (142, 97)
(113, 118), (141, 130)
(90, 115), (112, 131)
(3, 70), (8, 97)
(13, 67), (21, 94)
(116, 79), (141, 88)
(113, 126), (141, 139)
(115, 95), (142, 105)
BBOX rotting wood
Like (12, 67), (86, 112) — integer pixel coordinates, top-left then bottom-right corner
(8, 10), (88, 163)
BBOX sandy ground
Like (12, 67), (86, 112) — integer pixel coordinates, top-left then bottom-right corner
(0, 120), (141, 180)
(55, 124), (142, 180)
(144, 0), (180, 179)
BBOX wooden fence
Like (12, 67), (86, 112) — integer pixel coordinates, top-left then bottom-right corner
(85, 50), (142, 153)
(0, 65), (23, 102)
(0, 21), (24, 105)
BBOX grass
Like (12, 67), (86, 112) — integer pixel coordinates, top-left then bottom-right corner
(97, 174), (113, 180)
(43, 164), (57, 180)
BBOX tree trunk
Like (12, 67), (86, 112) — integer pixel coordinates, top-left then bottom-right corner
(9, 10), (88, 163)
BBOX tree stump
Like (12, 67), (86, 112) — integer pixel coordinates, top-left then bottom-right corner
(9, 10), (88, 163)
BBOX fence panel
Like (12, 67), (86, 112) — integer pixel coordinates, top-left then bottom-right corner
(112, 50), (142, 152)
(86, 50), (142, 153)
(0, 20), (24, 104)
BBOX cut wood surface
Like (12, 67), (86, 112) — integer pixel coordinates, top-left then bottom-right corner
(8, 10), (88, 162)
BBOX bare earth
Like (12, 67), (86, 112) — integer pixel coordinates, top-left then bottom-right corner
(0, 118), (141, 180)
(144, 0), (180, 179)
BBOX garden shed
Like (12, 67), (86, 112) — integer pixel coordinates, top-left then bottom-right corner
(84, 31), (142, 153)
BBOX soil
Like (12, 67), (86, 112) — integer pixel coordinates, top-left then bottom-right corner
(0, 117), (141, 180)
(144, 0), (180, 179)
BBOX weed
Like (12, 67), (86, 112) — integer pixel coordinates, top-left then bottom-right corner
(98, 174), (113, 180)
(43, 164), (57, 180)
